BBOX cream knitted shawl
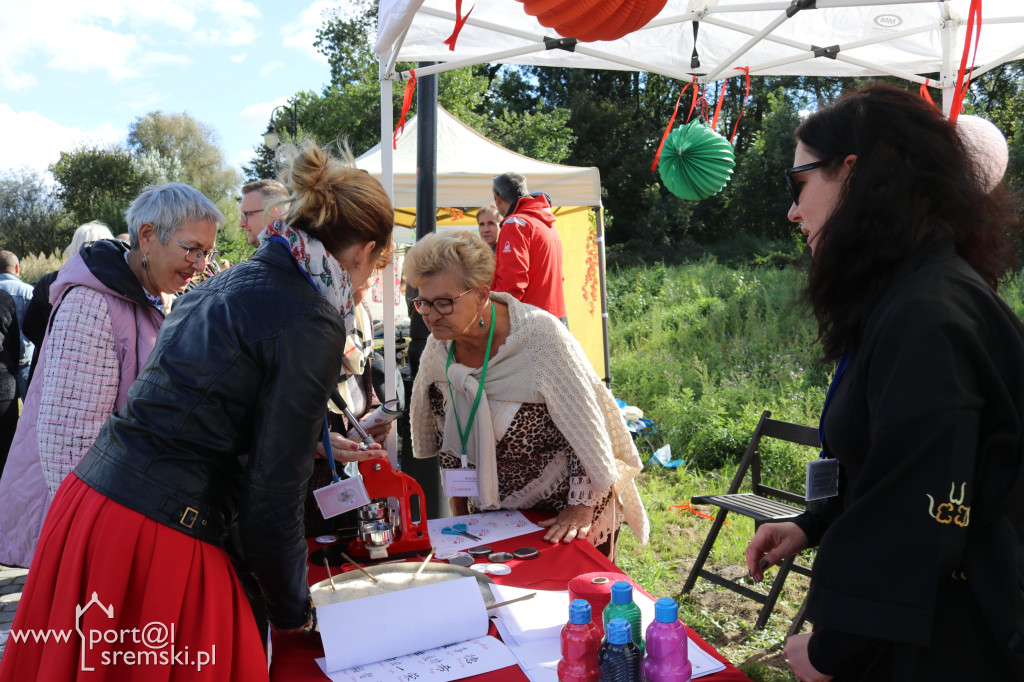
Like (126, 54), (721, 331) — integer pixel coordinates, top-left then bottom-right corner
(411, 292), (649, 544)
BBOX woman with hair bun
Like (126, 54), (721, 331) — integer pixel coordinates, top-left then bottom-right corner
(744, 85), (1024, 681)
(0, 141), (394, 682)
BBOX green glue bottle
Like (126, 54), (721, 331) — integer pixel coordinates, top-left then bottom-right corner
(602, 581), (645, 655)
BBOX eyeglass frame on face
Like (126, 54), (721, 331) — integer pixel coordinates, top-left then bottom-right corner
(412, 289), (474, 316)
(784, 158), (836, 206)
(240, 208), (264, 224)
(174, 236), (219, 264)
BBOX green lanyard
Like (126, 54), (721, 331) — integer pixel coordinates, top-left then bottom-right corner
(445, 303), (496, 464)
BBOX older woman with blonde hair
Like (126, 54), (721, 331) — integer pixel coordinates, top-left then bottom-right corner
(0, 142), (394, 681)
(407, 231), (647, 555)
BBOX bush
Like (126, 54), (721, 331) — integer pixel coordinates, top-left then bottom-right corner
(609, 259), (828, 491)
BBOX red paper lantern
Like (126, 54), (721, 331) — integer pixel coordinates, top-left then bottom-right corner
(518, 0), (668, 42)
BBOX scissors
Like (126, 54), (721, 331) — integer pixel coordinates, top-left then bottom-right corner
(441, 523), (481, 541)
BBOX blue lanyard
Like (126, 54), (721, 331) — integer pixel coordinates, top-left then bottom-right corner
(817, 350), (850, 460)
(270, 235), (340, 482)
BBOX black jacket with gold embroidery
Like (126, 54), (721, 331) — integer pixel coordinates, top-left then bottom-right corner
(793, 233), (1024, 680)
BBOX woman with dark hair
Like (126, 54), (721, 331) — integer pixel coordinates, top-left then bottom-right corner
(0, 141), (394, 681)
(745, 85), (1024, 681)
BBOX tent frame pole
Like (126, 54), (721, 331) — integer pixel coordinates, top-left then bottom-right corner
(379, 65), (399, 464)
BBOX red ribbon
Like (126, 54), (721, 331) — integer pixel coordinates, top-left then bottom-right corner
(711, 79), (727, 131)
(394, 70), (417, 150)
(651, 77), (698, 172)
(670, 503), (731, 525)
(949, 0), (982, 123)
(443, 0), (474, 51)
(729, 67), (750, 144)
(919, 78), (936, 107)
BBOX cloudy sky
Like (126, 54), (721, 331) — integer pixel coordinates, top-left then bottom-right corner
(0, 0), (355, 184)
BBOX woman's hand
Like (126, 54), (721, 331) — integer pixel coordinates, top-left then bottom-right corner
(538, 504), (596, 544)
(314, 431), (387, 463)
(784, 634), (833, 682)
(365, 421), (392, 445)
(744, 521), (809, 582)
(449, 497), (469, 516)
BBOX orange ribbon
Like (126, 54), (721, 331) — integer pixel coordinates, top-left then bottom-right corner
(394, 70), (417, 150)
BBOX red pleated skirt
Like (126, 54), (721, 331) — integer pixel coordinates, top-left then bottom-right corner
(0, 476), (269, 681)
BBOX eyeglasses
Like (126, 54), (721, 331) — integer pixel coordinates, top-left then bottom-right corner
(174, 237), (219, 264)
(784, 159), (836, 205)
(240, 209), (263, 223)
(412, 289), (473, 316)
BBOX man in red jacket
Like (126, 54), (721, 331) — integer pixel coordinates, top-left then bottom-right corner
(490, 172), (567, 325)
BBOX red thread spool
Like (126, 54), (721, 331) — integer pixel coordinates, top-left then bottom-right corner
(568, 572), (633, 636)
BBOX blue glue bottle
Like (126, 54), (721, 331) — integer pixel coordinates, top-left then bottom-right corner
(598, 617), (642, 682)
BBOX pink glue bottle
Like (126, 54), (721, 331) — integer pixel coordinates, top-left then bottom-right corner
(642, 598), (692, 682)
(558, 599), (602, 682)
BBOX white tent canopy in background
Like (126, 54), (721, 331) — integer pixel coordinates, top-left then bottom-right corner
(377, 0), (1024, 111)
(356, 107), (601, 207)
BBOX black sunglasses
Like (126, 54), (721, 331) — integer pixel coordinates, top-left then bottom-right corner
(784, 159), (836, 205)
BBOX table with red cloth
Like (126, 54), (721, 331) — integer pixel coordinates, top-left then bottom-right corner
(270, 517), (751, 682)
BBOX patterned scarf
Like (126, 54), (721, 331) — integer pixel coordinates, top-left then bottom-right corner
(261, 221), (354, 323)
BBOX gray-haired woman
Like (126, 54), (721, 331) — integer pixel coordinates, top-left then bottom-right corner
(0, 182), (223, 568)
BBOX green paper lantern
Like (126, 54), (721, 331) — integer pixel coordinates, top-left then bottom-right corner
(658, 120), (735, 200)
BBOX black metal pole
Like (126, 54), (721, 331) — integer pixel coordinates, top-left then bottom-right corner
(415, 63), (438, 241)
(403, 62), (446, 518)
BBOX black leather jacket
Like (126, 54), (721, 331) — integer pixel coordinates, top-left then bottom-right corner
(75, 239), (345, 629)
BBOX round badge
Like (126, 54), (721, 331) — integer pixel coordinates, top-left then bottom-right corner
(448, 553), (475, 567)
(488, 552), (513, 563)
(485, 564), (511, 575)
(471, 564), (490, 573)
(314, 534), (338, 545)
(513, 547), (539, 560)
(467, 545), (493, 557)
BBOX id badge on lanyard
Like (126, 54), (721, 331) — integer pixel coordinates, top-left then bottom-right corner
(443, 304), (495, 500)
(807, 351), (850, 502)
(443, 454), (480, 498)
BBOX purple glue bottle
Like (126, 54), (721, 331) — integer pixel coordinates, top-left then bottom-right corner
(642, 598), (691, 682)
(558, 599), (602, 682)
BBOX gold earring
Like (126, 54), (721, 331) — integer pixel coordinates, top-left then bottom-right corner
(141, 254), (149, 270)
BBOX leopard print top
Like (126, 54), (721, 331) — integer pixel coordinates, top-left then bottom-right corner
(429, 384), (617, 545)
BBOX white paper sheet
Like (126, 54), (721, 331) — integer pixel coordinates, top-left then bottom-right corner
(315, 635), (518, 682)
(488, 584), (569, 644)
(427, 510), (544, 553)
(318, 576), (490, 673)
(493, 616), (561, 674)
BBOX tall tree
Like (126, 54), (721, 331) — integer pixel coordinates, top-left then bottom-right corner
(127, 111), (241, 203)
(0, 169), (69, 257)
(49, 145), (149, 233)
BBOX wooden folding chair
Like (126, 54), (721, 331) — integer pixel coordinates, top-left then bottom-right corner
(682, 410), (820, 631)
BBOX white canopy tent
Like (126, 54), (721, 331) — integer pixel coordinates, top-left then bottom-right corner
(377, 0), (1024, 111)
(370, 0), (1024, 415)
(357, 106), (601, 208)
